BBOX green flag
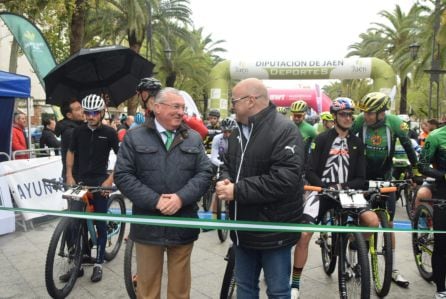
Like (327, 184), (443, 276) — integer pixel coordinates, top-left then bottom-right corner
(0, 12), (56, 86)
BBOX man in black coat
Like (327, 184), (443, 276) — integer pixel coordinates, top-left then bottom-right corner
(216, 78), (304, 298)
(54, 98), (84, 181)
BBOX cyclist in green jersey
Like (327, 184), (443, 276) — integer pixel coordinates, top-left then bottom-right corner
(315, 111), (335, 134)
(352, 91), (418, 288)
(417, 125), (446, 299)
(290, 100), (317, 156)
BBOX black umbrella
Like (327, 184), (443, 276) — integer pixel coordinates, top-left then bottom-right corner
(44, 45), (155, 107)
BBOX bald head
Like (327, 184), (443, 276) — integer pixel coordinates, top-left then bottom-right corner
(231, 78), (269, 124)
(235, 78), (268, 101)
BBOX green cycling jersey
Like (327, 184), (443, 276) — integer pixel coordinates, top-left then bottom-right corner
(297, 120), (317, 154)
(418, 125), (446, 182)
(351, 113), (417, 178)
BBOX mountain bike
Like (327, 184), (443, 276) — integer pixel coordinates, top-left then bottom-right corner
(43, 179), (126, 299)
(305, 185), (371, 299)
(411, 198), (444, 282)
(366, 181), (398, 297)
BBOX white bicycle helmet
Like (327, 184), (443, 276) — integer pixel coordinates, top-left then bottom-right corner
(82, 94), (106, 111)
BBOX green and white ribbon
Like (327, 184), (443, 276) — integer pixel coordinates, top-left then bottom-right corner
(1, 206), (445, 234)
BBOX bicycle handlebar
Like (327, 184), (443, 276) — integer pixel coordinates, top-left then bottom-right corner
(42, 178), (117, 192)
(304, 185), (397, 194)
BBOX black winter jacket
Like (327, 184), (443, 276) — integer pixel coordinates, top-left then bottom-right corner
(39, 128), (61, 156)
(305, 128), (366, 190)
(54, 118), (83, 179)
(222, 103), (304, 250)
(114, 116), (212, 246)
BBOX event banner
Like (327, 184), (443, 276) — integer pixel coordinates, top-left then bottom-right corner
(230, 58), (372, 80)
(0, 157), (65, 221)
(0, 12), (56, 85)
(0, 173), (14, 235)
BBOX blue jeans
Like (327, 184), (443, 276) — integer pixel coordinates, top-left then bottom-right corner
(234, 244), (292, 299)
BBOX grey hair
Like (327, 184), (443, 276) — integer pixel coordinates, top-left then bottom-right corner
(155, 87), (182, 103)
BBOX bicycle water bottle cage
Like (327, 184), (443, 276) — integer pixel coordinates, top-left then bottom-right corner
(339, 191), (368, 209)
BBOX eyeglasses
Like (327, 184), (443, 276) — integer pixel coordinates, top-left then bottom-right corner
(230, 95), (250, 105)
(230, 95), (262, 105)
(159, 102), (188, 112)
(292, 113), (305, 118)
(337, 111), (354, 118)
(84, 110), (101, 116)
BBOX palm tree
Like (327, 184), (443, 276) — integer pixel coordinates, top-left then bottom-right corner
(347, 4), (427, 114)
(101, 0), (193, 113)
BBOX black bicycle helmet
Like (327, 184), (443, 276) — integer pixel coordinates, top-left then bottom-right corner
(208, 109), (221, 118)
(136, 77), (162, 96)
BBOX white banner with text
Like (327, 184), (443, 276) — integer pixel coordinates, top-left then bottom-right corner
(0, 157), (65, 221)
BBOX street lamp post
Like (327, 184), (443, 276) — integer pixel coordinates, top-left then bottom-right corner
(400, 43), (420, 114)
(424, 0), (446, 119)
(164, 47), (176, 87)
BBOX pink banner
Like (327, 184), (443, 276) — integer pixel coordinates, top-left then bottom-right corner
(268, 88), (332, 112)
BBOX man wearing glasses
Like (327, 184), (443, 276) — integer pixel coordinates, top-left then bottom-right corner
(290, 100), (317, 158)
(216, 78), (304, 298)
(114, 88), (212, 298)
(291, 97), (379, 298)
(66, 94), (119, 282)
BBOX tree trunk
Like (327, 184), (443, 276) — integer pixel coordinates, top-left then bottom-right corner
(127, 94), (140, 116)
(127, 31), (144, 115)
(69, 0), (86, 54)
(8, 38), (19, 73)
(166, 72), (177, 87)
(400, 76), (408, 114)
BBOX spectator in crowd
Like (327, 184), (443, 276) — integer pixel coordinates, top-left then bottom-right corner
(129, 112), (145, 129)
(11, 111), (28, 159)
(428, 118), (440, 132)
(39, 116), (61, 156)
(419, 121), (429, 148)
(55, 98), (84, 181)
(117, 115), (134, 142)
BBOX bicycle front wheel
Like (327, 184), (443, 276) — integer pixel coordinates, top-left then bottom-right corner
(217, 194), (228, 243)
(319, 208), (337, 275)
(123, 238), (137, 299)
(220, 246), (236, 299)
(338, 232), (371, 299)
(104, 193), (126, 261)
(401, 185), (415, 220)
(370, 210), (392, 297)
(45, 217), (83, 299)
(202, 187), (213, 212)
(412, 203), (434, 281)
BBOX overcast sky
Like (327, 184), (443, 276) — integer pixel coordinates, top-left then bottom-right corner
(190, 0), (418, 61)
(190, 0), (419, 88)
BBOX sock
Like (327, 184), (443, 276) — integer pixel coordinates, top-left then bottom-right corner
(94, 263), (102, 268)
(212, 212), (217, 220)
(392, 249), (396, 271)
(291, 267), (303, 289)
